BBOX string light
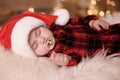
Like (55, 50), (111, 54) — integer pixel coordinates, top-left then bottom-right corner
(99, 11), (105, 17)
(91, 0), (97, 5)
(106, 0), (116, 6)
(87, 0), (117, 17)
(87, 0), (98, 15)
(111, 1), (115, 6)
(106, 10), (111, 14)
(87, 10), (93, 15)
(28, 7), (34, 12)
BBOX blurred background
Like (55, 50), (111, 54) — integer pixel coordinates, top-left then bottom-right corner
(0, 0), (120, 26)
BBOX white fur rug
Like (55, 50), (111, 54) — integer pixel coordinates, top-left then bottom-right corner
(0, 46), (120, 80)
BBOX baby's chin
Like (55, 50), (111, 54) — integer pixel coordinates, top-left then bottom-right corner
(36, 50), (49, 57)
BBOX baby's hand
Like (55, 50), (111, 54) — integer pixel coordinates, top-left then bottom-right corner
(89, 19), (110, 31)
(49, 51), (71, 66)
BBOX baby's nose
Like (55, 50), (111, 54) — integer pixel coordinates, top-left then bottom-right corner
(38, 36), (45, 43)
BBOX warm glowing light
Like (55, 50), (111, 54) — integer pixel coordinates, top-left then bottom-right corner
(91, 0), (96, 5)
(93, 9), (98, 15)
(87, 10), (93, 15)
(111, 1), (115, 6)
(106, 0), (116, 6)
(28, 7), (34, 12)
(106, 10), (111, 14)
(99, 11), (105, 17)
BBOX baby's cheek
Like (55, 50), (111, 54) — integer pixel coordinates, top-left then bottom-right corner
(34, 46), (49, 56)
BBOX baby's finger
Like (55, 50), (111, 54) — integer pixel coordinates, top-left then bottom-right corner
(101, 23), (108, 30)
(95, 25), (101, 31)
(62, 55), (70, 64)
(100, 20), (109, 29)
(104, 22), (109, 29)
(49, 52), (56, 60)
(55, 53), (62, 62)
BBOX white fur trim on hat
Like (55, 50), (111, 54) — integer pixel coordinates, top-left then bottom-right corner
(11, 16), (46, 58)
(53, 9), (70, 26)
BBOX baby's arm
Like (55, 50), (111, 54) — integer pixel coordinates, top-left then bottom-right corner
(49, 51), (71, 67)
(69, 15), (110, 32)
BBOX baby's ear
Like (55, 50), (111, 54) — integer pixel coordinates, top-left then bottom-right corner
(53, 9), (70, 26)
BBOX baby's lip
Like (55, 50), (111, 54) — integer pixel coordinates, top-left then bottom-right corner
(44, 37), (55, 50)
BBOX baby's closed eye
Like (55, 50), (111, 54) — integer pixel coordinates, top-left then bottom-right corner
(32, 42), (38, 50)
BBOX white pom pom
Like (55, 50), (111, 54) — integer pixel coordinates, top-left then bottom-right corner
(53, 9), (70, 26)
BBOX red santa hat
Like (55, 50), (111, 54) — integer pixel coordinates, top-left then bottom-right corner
(0, 9), (70, 58)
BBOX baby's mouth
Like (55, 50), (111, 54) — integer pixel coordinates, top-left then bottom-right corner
(45, 37), (55, 50)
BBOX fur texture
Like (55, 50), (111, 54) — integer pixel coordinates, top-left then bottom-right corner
(0, 46), (120, 80)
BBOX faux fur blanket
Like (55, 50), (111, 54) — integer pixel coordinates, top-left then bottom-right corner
(0, 46), (120, 80)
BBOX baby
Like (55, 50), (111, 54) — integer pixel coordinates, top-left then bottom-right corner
(27, 9), (109, 66)
(28, 18), (109, 66)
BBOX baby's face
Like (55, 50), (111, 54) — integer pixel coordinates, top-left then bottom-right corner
(28, 26), (55, 56)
